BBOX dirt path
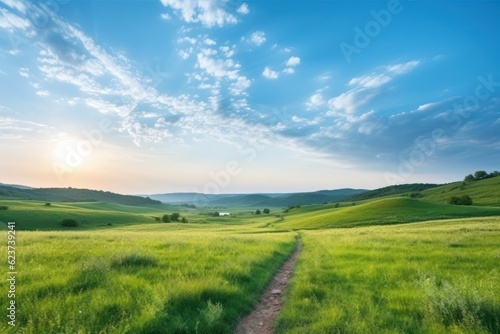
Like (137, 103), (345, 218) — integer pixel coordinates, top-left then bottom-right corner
(235, 240), (301, 334)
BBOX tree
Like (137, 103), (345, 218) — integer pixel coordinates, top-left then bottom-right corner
(161, 214), (171, 223)
(255, 209), (261, 215)
(263, 208), (270, 214)
(464, 174), (475, 182)
(44, 202), (51, 207)
(474, 170), (488, 180)
(181, 217), (188, 223)
(170, 213), (180, 222)
(213, 212), (220, 217)
(0, 206), (8, 210)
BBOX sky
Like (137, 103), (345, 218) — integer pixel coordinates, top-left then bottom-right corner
(0, 0), (499, 195)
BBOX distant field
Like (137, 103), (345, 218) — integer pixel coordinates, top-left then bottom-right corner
(0, 200), (282, 231)
(277, 217), (500, 333)
(0, 228), (296, 333)
(277, 197), (500, 229)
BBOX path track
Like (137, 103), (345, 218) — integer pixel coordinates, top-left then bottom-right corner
(235, 240), (301, 334)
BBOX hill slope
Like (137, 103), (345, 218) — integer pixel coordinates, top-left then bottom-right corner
(347, 183), (440, 201)
(279, 197), (500, 229)
(421, 176), (500, 206)
(0, 185), (161, 206)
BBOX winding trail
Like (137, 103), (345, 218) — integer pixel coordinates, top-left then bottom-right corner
(236, 240), (301, 334)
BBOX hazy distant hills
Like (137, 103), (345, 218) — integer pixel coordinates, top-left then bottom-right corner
(0, 184), (161, 206)
(148, 189), (367, 207)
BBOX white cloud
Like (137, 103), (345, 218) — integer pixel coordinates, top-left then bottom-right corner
(0, 0), (26, 13)
(326, 60), (421, 116)
(262, 66), (278, 80)
(36, 90), (49, 97)
(318, 74), (331, 82)
(229, 76), (251, 96)
(416, 102), (441, 112)
(160, 13), (171, 20)
(386, 60), (420, 75)
(220, 45), (235, 58)
(237, 3), (249, 15)
(196, 51), (239, 80)
(250, 31), (266, 46)
(283, 68), (295, 74)
(19, 67), (29, 78)
(160, 0), (238, 27)
(306, 93), (326, 110)
(204, 38), (216, 46)
(327, 89), (375, 115)
(286, 56), (300, 67)
(349, 73), (391, 89)
(0, 8), (30, 32)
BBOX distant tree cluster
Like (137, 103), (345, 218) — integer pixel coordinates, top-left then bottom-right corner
(284, 205), (301, 213)
(449, 195), (473, 206)
(255, 208), (270, 215)
(61, 218), (78, 227)
(464, 170), (500, 182)
(0, 205), (8, 210)
(180, 204), (196, 208)
(161, 213), (188, 223)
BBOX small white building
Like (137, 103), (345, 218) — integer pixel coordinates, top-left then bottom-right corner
(219, 212), (230, 216)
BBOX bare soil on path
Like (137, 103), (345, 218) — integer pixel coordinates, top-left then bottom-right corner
(235, 240), (301, 334)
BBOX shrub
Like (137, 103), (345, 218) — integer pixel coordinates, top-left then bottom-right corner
(449, 195), (473, 205)
(44, 203), (51, 206)
(263, 208), (270, 214)
(255, 209), (261, 215)
(0, 206), (8, 210)
(161, 214), (171, 223)
(181, 217), (188, 223)
(170, 213), (180, 222)
(61, 218), (78, 227)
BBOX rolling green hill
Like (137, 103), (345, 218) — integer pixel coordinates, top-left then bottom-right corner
(347, 183), (440, 201)
(0, 185), (161, 206)
(0, 200), (169, 230)
(278, 197), (500, 229)
(420, 176), (500, 206)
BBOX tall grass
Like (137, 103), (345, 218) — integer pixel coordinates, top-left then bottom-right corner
(0, 229), (296, 333)
(276, 217), (500, 333)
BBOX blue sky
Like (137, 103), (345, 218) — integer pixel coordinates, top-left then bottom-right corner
(0, 0), (499, 194)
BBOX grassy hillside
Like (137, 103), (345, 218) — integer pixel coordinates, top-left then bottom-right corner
(0, 200), (158, 230)
(278, 197), (500, 229)
(421, 176), (500, 206)
(0, 185), (161, 206)
(347, 183), (440, 201)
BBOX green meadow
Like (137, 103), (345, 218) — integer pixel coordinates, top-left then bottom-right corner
(0, 180), (499, 333)
(0, 227), (296, 333)
(276, 217), (500, 334)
